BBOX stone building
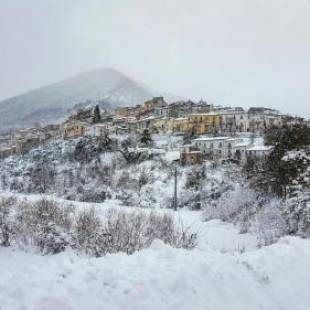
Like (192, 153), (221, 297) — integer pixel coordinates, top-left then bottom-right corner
(62, 121), (87, 139)
(180, 145), (203, 165)
(143, 97), (167, 112)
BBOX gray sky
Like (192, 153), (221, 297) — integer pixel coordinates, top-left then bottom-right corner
(1, 0), (310, 117)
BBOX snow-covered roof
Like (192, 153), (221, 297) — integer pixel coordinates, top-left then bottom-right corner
(163, 151), (180, 162)
(189, 111), (221, 115)
(226, 138), (242, 142)
(137, 116), (157, 122)
(194, 137), (229, 142)
(90, 124), (107, 128)
(218, 110), (246, 115)
(247, 145), (274, 152)
(182, 151), (202, 154)
(174, 117), (188, 121)
(156, 117), (171, 120)
(234, 143), (248, 148)
(128, 147), (166, 155)
(180, 144), (193, 148)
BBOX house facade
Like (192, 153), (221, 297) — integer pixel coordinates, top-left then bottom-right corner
(85, 124), (108, 137)
(246, 145), (274, 158)
(143, 97), (167, 112)
(193, 136), (251, 161)
(180, 145), (203, 165)
(220, 109), (250, 133)
(62, 121), (86, 139)
(189, 113), (223, 135)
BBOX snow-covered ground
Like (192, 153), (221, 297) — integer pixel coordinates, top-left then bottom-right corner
(1, 197), (310, 310)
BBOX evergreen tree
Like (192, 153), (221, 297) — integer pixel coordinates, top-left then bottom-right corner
(245, 123), (310, 198)
(92, 105), (101, 123)
(139, 129), (153, 146)
(97, 132), (112, 151)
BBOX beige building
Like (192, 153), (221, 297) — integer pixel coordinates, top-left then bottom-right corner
(153, 118), (171, 133)
(143, 97), (167, 112)
(171, 117), (191, 133)
(189, 113), (223, 135)
(85, 124), (109, 137)
(62, 121), (87, 139)
(0, 146), (16, 159)
(115, 105), (142, 118)
(180, 145), (203, 165)
(115, 107), (130, 118)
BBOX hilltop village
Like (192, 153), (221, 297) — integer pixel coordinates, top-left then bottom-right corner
(0, 97), (306, 164)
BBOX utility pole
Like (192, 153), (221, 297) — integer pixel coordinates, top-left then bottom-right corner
(173, 166), (178, 211)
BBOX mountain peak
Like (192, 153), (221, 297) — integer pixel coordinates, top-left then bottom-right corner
(0, 68), (176, 132)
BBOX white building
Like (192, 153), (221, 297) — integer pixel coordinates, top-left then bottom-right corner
(193, 136), (254, 161)
(85, 124), (108, 137)
(248, 109), (284, 133)
(220, 109), (250, 133)
(246, 145), (274, 158)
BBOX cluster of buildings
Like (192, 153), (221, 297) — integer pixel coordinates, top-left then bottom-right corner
(62, 97), (286, 140)
(182, 136), (274, 165)
(0, 96), (303, 164)
(0, 124), (60, 159)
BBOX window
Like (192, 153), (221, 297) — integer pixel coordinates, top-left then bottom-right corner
(219, 142), (222, 148)
(210, 143), (214, 149)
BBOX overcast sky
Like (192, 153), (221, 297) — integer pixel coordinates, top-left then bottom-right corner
(1, 0), (310, 117)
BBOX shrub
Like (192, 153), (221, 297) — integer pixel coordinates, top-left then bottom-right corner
(74, 209), (197, 256)
(74, 208), (107, 256)
(252, 202), (287, 246)
(204, 185), (259, 225)
(282, 199), (310, 238)
(203, 184), (285, 241)
(0, 196), (17, 246)
(36, 223), (72, 255)
(14, 199), (74, 252)
(0, 197), (198, 256)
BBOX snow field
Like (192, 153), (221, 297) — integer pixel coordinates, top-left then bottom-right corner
(1, 199), (310, 310)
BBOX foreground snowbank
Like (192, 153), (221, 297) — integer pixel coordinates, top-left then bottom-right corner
(1, 194), (309, 310)
(1, 231), (310, 310)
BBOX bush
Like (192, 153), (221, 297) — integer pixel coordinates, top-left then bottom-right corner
(0, 197), (198, 256)
(203, 184), (286, 242)
(204, 185), (259, 226)
(283, 199), (310, 238)
(252, 202), (287, 246)
(0, 196), (17, 246)
(36, 223), (72, 255)
(14, 199), (74, 253)
(75, 209), (197, 256)
(75, 208), (107, 256)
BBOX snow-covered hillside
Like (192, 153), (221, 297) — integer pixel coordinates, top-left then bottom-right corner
(1, 200), (310, 310)
(1, 133), (310, 309)
(0, 68), (179, 132)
